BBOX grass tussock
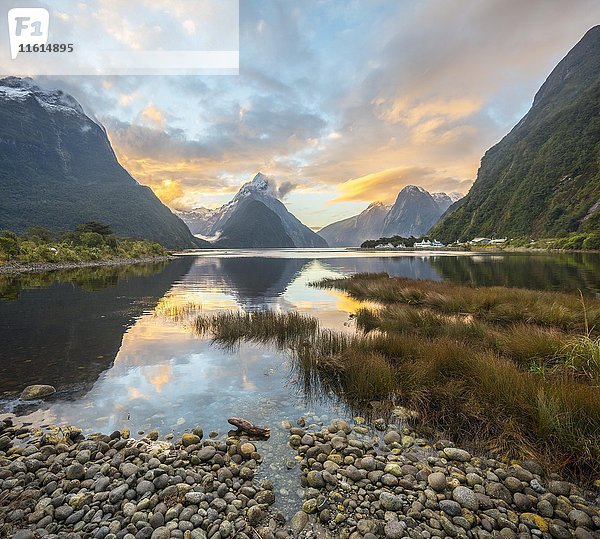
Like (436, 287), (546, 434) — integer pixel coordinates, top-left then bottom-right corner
(315, 273), (600, 332)
(193, 310), (320, 348)
(191, 274), (600, 478)
(155, 301), (204, 321)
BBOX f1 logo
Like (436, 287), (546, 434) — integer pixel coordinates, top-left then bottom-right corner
(8, 8), (50, 59)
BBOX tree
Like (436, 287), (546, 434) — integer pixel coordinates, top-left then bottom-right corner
(25, 226), (53, 243)
(0, 230), (18, 240)
(76, 222), (113, 236)
(0, 235), (19, 260)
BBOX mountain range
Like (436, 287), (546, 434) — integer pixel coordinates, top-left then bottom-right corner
(176, 173), (328, 248)
(0, 77), (204, 249)
(431, 25), (600, 242)
(3, 26), (597, 252)
(318, 186), (461, 247)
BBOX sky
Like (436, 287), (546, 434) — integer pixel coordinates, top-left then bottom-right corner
(20, 0), (600, 227)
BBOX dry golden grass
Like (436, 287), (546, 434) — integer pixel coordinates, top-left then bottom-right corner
(316, 273), (600, 332)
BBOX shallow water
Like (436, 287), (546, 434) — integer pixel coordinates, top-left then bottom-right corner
(1, 249), (599, 508)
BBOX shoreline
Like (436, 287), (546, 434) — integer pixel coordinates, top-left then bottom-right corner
(0, 255), (176, 276)
(355, 247), (600, 254)
(0, 415), (598, 538)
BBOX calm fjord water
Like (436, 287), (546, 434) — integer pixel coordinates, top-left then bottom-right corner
(1, 248), (599, 434)
(1, 249), (599, 506)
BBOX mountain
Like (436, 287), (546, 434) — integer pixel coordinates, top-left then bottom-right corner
(213, 199), (295, 248)
(382, 185), (448, 237)
(174, 207), (218, 236)
(318, 202), (391, 247)
(431, 192), (463, 213)
(0, 77), (206, 249)
(178, 173), (328, 248)
(318, 186), (462, 247)
(431, 26), (600, 242)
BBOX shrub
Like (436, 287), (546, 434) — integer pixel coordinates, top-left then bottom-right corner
(25, 225), (53, 243)
(80, 232), (105, 248)
(582, 233), (600, 251)
(0, 235), (19, 260)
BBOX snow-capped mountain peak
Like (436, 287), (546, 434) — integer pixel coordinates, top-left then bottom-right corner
(366, 201), (390, 210)
(403, 185), (428, 195)
(236, 172), (277, 200)
(0, 76), (86, 116)
(431, 191), (464, 212)
(176, 172), (327, 247)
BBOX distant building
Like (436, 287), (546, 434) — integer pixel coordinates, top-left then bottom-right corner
(414, 239), (445, 249)
(470, 237), (492, 245)
(470, 237), (507, 245)
(375, 243), (395, 249)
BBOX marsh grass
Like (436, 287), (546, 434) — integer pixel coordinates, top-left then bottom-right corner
(155, 301), (204, 321)
(559, 335), (600, 380)
(315, 274), (600, 332)
(193, 310), (319, 348)
(190, 274), (600, 477)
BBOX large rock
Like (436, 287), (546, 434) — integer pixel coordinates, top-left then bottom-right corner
(181, 433), (201, 447)
(380, 492), (403, 511)
(428, 472), (447, 491)
(20, 384), (56, 400)
(452, 486), (479, 511)
(443, 447), (471, 462)
(291, 511), (309, 533)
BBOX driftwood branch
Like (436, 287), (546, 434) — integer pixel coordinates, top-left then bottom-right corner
(228, 417), (270, 438)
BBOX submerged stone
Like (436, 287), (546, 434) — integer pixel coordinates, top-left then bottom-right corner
(20, 384), (56, 400)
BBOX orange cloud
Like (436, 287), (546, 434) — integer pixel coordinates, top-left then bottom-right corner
(377, 97), (484, 126)
(333, 166), (472, 203)
(151, 179), (184, 206)
(140, 102), (166, 129)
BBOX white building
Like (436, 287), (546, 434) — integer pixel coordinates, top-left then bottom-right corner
(414, 239), (445, 249)
(470, 237), (492, 245)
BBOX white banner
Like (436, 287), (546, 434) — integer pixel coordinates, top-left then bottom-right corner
(1, 0), (239, 75)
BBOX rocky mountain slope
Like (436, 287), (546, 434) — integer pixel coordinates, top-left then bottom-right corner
(319, 187), (462, 247)
(178, 173), (328, 248)
(0, 77), (205, 249)
(317, 202), (391, 247)
(431, 26), (600, 242)
(212, 199), (295, 248)
(382, 186), (446, 238)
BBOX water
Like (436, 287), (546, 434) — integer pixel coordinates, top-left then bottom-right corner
(1, 249), (599, 508)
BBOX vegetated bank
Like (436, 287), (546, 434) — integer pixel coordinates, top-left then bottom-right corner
(190, 276), (600, 480)
(0, 222), (172, 274)
(359, 232), (600, 252)
(499, 234), (600, 251)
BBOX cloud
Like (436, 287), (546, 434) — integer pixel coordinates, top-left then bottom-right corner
(277, 180), (297, 198)
(151, 179), (185, 206)
(298, 0), (599, 208)
(28, 0), (600, 225)
(139, 103), (166, 129)
(333, 166), (473, 204)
